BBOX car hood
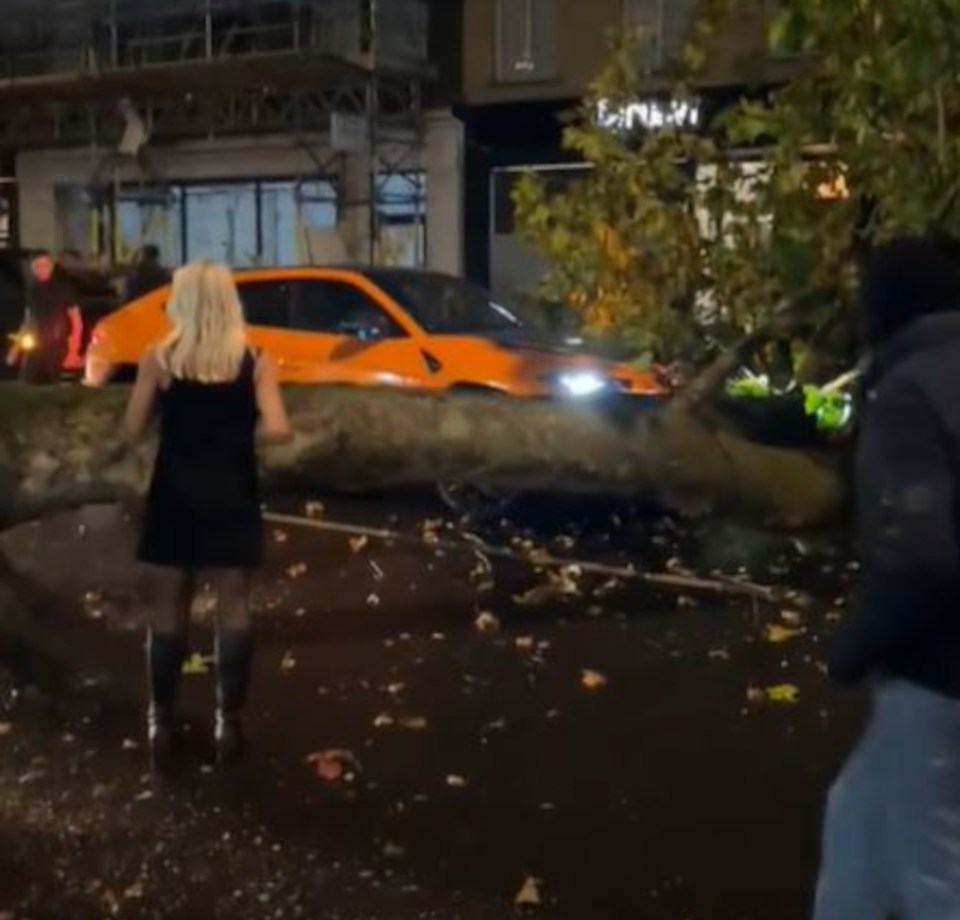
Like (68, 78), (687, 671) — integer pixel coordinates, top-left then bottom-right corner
(482, 327), (588, 355)
(426, 329), (643, 383)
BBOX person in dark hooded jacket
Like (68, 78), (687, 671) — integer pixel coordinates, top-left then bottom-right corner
(812, 235), (960, 920)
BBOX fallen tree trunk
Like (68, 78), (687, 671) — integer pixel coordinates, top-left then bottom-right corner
(0, 383), (846, 531)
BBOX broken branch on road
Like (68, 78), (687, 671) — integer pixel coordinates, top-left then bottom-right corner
(264, 511), (803, 607)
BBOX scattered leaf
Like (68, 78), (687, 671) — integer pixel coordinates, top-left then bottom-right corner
(514, 876), (543, 908)
(305, 501), (325, 519)
(286, 562), (308, 579)
(367, 593), (381, 607)
(280, 651), (297, 672)
(181, 653), (212, 676)
(446, 774), (469, 788)
(399, 715), (429, 731)
(708, 648), (730, 661)
(764, 623), (804, 644)
(748, 684), (800, 705)
(515, 636), (536, 652)
(780, 610), (803, 627)
(273, 529), (289, 544)
(383, 841), (406, 859)
(373, 713), (395, 728)
(581, 669), (608, 691)
(475, 612), (501, 634)
(0, 723), (12, 737)
(766, 684), (800, 704)
(305, 749), (362, 782)
(123, 882), (144, 900)
(349, 535), (369, 553)
(386, 682), (406, 696)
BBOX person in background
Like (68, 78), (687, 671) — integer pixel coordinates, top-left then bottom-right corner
(124, 261), (290, 770)
(5, 251), (78, 384)
(126, 244), (171, 302)
(812, 235), (960, 920)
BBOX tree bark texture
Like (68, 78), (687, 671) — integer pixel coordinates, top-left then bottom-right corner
(0, 383), (846, 532)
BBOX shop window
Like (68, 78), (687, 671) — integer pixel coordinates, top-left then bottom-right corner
(261, 180), (336, 266)
(495, 0), (556, 83)
(377, 172), (426, 267)
(115, 188), (183, 266)
(183, 184), (258, 267)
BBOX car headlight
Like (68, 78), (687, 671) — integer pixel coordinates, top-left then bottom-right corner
(556, 371), (610, 398)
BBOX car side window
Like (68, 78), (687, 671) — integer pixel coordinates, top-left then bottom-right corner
(290, 280), (404, 340)
(237, 280), (291, 329)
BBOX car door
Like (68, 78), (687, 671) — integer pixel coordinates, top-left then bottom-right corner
(279, 276), (433, 388)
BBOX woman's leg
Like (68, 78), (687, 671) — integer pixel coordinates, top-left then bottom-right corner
(208, 569), (253, 762)
(142, 567), (194, 765)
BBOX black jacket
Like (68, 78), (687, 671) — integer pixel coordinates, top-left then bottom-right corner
(830, 312), (960, 696)
(24, 277), (74, 343)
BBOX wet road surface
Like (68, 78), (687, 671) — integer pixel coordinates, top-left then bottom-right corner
(0, 498), (861, 919)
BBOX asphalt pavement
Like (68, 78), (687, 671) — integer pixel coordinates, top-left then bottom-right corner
(0, 496), (862, 920)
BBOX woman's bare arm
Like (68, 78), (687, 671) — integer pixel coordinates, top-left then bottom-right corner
(255, 351), (291, 441)
(124, 348), (162, 440)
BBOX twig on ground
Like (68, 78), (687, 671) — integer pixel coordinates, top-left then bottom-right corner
(264, 512), (801, 606)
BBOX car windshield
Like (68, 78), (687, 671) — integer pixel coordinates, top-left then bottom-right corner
(370, 272), (522, 334)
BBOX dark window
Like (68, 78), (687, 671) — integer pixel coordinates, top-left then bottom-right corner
(370, 272), (521, 335)
(290, 280), (405, 339)
(495, 0), (556, 83)
(237, 279), (291, 328)
(623, 0), (697, 71)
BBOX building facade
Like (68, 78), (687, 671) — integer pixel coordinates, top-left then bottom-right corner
(0, 0), (793, 296)
(2, 0), (466, 276)
(456, 0), (793, 300)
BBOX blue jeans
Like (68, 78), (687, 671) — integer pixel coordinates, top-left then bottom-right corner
(813, 681), (960, 920)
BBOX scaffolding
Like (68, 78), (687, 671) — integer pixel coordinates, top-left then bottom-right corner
(0, 0), (433, 263)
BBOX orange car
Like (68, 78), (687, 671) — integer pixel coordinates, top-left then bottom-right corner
(84, 266), (665, 399)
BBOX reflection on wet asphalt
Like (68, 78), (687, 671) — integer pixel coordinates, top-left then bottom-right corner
(0, 498), (862, 919)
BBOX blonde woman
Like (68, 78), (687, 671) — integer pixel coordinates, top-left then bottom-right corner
(124, 261), (290, 769)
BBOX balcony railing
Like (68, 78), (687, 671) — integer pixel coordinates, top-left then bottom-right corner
(0, 0), (429, 82)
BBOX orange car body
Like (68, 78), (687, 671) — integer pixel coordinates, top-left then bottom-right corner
(84, 266), (665, 399)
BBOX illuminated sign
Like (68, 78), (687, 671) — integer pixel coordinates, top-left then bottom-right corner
(596, 98), (701, 132)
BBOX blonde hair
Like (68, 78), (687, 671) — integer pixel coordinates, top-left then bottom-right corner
(155, 261), (248, 382)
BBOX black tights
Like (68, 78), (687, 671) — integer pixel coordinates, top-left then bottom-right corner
(145, 569), (253, 717)
(146, 568), (252, 635)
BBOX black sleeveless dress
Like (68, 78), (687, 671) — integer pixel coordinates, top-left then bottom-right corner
(137, 351), (263, 570)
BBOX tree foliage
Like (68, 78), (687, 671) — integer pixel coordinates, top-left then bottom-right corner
(513, 0), (960, 370)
